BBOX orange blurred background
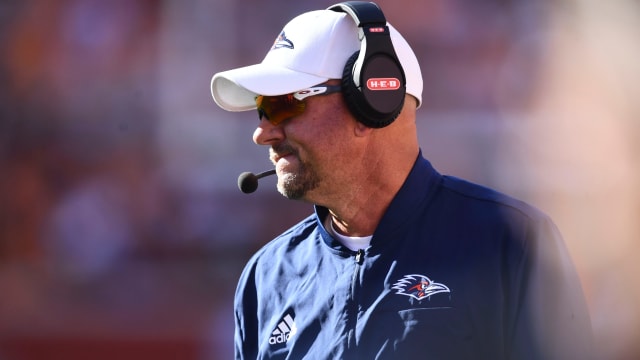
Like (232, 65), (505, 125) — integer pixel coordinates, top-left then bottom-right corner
(1, 1), (638, 359)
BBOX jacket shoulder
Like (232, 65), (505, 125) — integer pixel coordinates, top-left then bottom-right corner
(439, 175), (550, 222)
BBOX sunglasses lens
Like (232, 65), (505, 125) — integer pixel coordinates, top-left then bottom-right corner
(256, 94), (306, 125)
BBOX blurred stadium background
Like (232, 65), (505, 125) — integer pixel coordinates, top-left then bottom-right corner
(0, 0), (638, 359)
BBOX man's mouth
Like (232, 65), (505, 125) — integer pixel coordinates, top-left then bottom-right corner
(270, 144), (297, 165)
(273, 154), (297, 171)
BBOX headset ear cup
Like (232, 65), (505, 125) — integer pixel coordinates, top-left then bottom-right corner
(341, 51), (403, 128)
(341, 52), (370, 126)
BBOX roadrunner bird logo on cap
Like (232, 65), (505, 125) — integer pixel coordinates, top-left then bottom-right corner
(392, 274), (450, 301)
(272, 31), (294, 50)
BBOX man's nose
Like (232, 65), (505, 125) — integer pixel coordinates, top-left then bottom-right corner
(253, 117), (285, 145)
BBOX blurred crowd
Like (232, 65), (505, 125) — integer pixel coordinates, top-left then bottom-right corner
(0, 0), (638, 359)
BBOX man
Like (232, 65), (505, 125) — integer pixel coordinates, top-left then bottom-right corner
(210, 2), (593, 359)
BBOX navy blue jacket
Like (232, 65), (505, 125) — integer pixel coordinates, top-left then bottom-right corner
(235, 154), (593, 359)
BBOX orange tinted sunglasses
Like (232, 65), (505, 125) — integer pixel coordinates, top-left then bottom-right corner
(256, 85), (341, 126)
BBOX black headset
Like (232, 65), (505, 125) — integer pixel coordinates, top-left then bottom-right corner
(328, 1), (406, 128)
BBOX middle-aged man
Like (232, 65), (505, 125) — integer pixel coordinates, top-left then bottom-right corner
(210, 2), (593, 359)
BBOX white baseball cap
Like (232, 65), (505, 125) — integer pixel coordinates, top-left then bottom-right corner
(210, 9), (423, 112)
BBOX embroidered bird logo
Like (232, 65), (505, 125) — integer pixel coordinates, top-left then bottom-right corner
(272, 31), (294, 50)
(392, 274), (450, 301)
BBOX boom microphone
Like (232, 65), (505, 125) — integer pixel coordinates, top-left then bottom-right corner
(237, 169), (276, 194)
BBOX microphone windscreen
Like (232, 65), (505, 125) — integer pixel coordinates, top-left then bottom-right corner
(238, 172), (259, 194)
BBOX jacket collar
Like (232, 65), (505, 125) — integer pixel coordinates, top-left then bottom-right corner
(315, 150), (442, 253)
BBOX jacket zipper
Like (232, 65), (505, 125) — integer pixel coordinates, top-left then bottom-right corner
(347, 249), (365, 354)
(352, 249), (365, 298)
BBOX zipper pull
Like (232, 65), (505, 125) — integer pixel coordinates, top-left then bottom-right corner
(355, 249), (365, 265)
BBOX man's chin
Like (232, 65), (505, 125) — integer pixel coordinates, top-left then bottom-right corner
(277, 172), (317, 201)
(277, 177), (303, 200)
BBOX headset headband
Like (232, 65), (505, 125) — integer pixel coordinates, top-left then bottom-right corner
(328, 1), (406, 128)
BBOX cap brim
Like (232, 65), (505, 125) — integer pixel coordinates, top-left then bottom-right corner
(211, 64), (329, 112)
